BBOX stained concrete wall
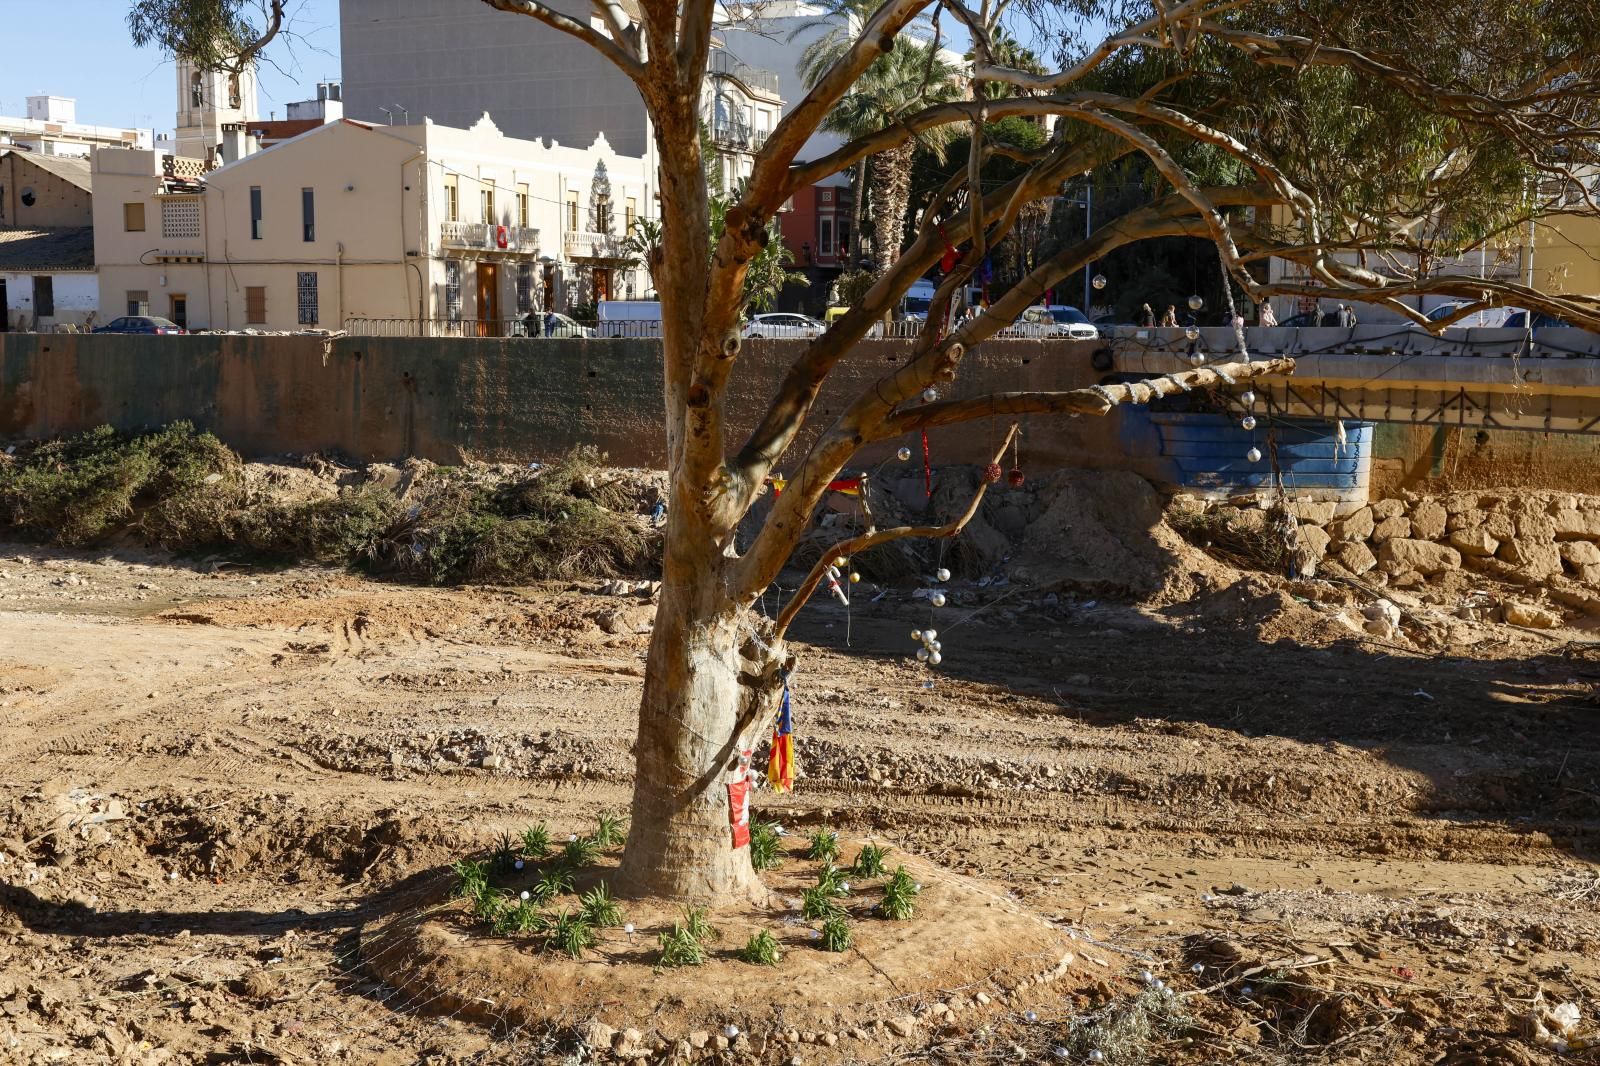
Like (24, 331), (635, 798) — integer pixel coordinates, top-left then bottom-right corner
(0, 334), (1121, 472)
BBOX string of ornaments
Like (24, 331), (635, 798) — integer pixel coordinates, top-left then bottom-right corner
(1178, 293), (1264, 465)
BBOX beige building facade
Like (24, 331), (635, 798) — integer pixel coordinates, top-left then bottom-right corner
(93, 115), (650, 333)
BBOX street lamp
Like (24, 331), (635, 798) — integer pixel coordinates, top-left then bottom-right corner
(1064, 188), (1093, 312)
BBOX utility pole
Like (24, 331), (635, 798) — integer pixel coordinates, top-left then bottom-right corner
(1082, 185), (1093, 313)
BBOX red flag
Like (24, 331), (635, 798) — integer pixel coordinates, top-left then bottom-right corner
(766, 685), (794, 794)
(727, 750), (753, 847)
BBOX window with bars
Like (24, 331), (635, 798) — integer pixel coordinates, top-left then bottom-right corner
(245, 286), (266, 324)
(516, 263), (534, 313)
(482, 179), (495, 224)
(445, 261), (462, 322)
(126, 290), (150, 316)
(296, 272), (318, 325)
(161, 199), (200, 239)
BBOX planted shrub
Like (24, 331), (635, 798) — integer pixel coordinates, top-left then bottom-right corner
(579, 883), (624, 928)
(542, 909), (596, 958)
(531, 868), (575, 904)
(490, 832), (520, 873)
(801, 885), (843, 921)
(750, 820), (783, 871)
(658, 924), (707, 967)
(879, 866), (920, 920)
(593, 813), (628, 848)
(806, 828), (840, 865)
(492, 898), (544, 935)
(741, 930), (781, 966)
(451, 858), (489, 900)
(820, 914), (852, 952)
(520, 823), (552, 858)
(561, 835), (602, 869)
(681, 906), (719, 944)
(851, 843), (891, 879)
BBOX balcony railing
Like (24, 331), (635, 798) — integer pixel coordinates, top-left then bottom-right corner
(441, 221), (540, 253)
(708, 49), (780, 95)
(710, 123), (770, 151)
(563, 229), (632, 260)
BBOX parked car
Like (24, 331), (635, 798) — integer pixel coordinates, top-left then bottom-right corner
(93, 316), (187, 335)
(743, 313), (826, 338)
(1001, 305), (1099, 339)
(513, 312), (593, 337)
(1501, 309), (1574, 331)
(595, 300), (663, 337)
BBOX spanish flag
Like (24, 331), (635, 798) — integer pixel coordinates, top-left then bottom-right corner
(767, 684), (795, 793)
(826, 477), (862, 496)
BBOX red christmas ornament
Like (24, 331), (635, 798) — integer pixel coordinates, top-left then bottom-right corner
(1006, 467), (1026, 488)
(982, 463), (1003, 484)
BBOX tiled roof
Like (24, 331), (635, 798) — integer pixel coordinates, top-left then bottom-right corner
(0, 149), (92, 193)
(0, 227), (94, 271)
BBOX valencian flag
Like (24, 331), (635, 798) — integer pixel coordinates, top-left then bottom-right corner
(767, 682), (795, 793)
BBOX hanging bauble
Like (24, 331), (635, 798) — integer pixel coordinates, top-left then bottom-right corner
(833, 556), (847, 567)
(1188, 294), (1204, 311)
(982, 462), (1003, 484)
(922, 387), (939, 402)
(1246, 446), (1262, 463)
(923, 628), (938, 642)
(930, 592), (947, 607)
(935, 567), (951, 582)
(1184, 326), (1200, 341)
(897, 446), (912, 461)
(848, 571), (861, 584)
(1007, 467), (1026, 488)
(916, 647), (930, 662)
(1240, 390), (1257, 406)
(1187, 351), (1205, 367)
(929, 640), (941, 653)
(911, 629), (923, 641)
(928, 651), (943, 666)
(1241, 414), (1257, 430)
(1091, 273), (1107, 290)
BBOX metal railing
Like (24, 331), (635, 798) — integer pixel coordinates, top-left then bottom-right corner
(708, 50), (780, 95)
(710, 123), (770, 150)
(441, 221), (540, 252)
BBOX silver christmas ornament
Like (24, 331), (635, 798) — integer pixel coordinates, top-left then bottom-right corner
(1240, 389), (1257, 406)
(1241, 414), (1257, 430)
(922, 628), (938, 642)
(935, 567), (951, 582)
(922, 387), (938, 402)
(1187, 351), (1205, 367)
(725, 1025), (741, 1040)
(911, 629), (923, 641)
(929, 641), (941, 653)
(930, 592), (947, 607)
(1188, 294), (1204, 310)
(916, 647), (930, 662)
(1091, 273), (1107, 290)
(897, 446), (912, 461)
(928, 651), (943, 666)
(1246, 447), (1262, 463)
(1184, 326), (1200, 341)
(1023, 1010), (1039, 1023)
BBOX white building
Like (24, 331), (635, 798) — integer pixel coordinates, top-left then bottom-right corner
(174, 56), (260, 165)
(92, 115), (651, 333)
(0, 148), (97, 331)
(0, 95), (153, 158)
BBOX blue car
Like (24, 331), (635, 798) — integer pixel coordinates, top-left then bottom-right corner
(93, 316), (188, 335)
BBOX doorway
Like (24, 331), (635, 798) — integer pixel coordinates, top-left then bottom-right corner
(476, 263), (500, 337)
(169, 294), (187, 330)
(593, 267), (611, 303)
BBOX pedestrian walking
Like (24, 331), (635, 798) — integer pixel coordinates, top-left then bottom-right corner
(1259, 302), (1277, 327)
(1138, 303), (1156, 327)
(1160, 305), (1178, 327)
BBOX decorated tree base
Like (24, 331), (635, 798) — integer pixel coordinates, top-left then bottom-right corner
(360, 838), (1084, 1061)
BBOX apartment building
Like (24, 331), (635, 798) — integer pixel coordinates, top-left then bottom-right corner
(92, 115), (650, 333)
(0, 149), (96, 331)
(0, 95), (152, 159)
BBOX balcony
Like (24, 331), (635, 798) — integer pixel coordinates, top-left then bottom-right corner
(440, 220), (540, 253)
(708, 49), (780, 97)
(709, 123), (770, 151)
(564, 229), (632, 261)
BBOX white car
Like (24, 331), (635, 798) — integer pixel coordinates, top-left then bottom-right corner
(1000, 305), (1100, 340)
(743, 313), (827, 339)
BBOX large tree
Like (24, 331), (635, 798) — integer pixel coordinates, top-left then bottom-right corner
(138, 0), (1600, 901)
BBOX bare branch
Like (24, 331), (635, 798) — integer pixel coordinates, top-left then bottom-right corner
(479, 0), (645, 79)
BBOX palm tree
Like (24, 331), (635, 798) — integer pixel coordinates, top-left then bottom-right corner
(801, 36), (961, 273)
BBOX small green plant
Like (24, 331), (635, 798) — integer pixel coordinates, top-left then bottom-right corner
(801, 885), (843, 921)
(473, 887), (509, 923)
(562, 835), (602, 869)
(658, 923), (707, 967)
(579, 883), (624, 928)
(541, 909), (596, 958)
(491, 898), (544, 935)
(681, 905), (719, 944)
(490, 831), (521, 873)
(451, 858), (489, 899)
(593, 813), (628, 847)
(740, 930), (781, 966)
(531, 867), (576, 904)
(820, 914), (852, 952)
(852, 843), (891, 879)
(815, 864), (848, 897)
(806, 828), (840, 864)
(879, 866), (919, 920)
(521, 823), (552, 857)
(750, 820), (783, 871)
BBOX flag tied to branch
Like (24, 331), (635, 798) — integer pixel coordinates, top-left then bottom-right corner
(767, 681), (795, 794)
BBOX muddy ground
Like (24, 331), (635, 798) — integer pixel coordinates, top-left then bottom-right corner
(1, 542), (1597, 1065)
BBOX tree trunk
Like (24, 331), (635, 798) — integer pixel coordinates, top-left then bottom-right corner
(851, 158), (868, 267)
(616, 539), (772, 902)
(870, 140), (915, 274)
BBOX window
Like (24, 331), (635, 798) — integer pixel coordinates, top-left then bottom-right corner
(481, 179), (495, 224)
(517, 184), (529, 227)
(566, 191), (579, 231)
(819, 217), (834, 256)
(594, 195), (610, 233)
(301, 187), (315, 242)
(227, 74), (242, 110)
(445, 261), (463, 323)
(838, 221), (850, 257)
(249, 186), (263, 240)
(190, 72), (203, 108)
(123, 202), (145, 232)
(296, 271), (318, 325)
(32, 277), (54, 317)
(443, 175), (459, 222)
(625, 197), (637, 231)
(126, 290), (150, 316)
(245, 286), (266, 324)
(160, 198), (200, 238)
(516, 263), (534, 313)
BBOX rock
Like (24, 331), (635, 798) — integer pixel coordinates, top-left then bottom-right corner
(688, 1031), (710, 1050)
(1498, 539), (1562, 579)
(1515, 512), (1556, 543)
(1288, 500), (1337, 525)
(1372, 516), (1412, 543)
(1579, 563), (1600, 585)
(1448, 527), (1499, 557)
(1561, 541), (1600, 568)
(820, 1033), (838, 1047)
(887, 1016), (917, 1038)
(581, 1021), (617, 1052)
(1298, 524), (1331, 559)
(1443, 493), (1479, 515)
(1551, 509), (1590, 539)
(1330, 506), (1375, 541)
(1217, 506), (1269, 534)
(1446, 507), (1486, 533)
(612, 1027), (644, 1056)
(1372, 498), (1405, 520)
(713, 1036), (729, 1052)
(597, 610), (627, 635)
(1410, 499), (1447, 540)
(1484, 512), (1516, 540)
(1335, 540), (1378, 575)
(1504, 602), (1562, 628)
(975, 992), (992, 1006)
(1362, 599), (1402, 627)
(1378, 538), (1461, 575)
(783, 1029), (799, 1044)
(480, 753), (504, 770)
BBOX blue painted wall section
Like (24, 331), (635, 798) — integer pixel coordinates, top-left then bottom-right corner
(1120, 409), (1373, 500)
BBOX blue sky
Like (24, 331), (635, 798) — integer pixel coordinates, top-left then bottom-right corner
(1, 0), (342, 134)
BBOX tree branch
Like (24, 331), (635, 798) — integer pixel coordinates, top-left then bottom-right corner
(479, 0), (645, 79)
(771, 424), (1021, 637)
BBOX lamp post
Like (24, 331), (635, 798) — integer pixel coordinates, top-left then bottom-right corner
(1064, 188), (1093, 311)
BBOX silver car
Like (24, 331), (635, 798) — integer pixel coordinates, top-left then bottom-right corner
(743, 313), (827, 339)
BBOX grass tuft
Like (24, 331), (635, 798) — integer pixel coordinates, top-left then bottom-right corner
(805, 828), (840, 864)
(750, 820), (783, 871)
(681, 905), (719, 944)
(579, 883), (624, 928)
(820, 914), (852, 952)
(851, 843), (891, 879)
(740, 930), (781, 966)
(451, 858), (489, 899)
(520, 823), (552, 858)
(531, 867), (575, 904)
(657, 923), (707, 967)
(592, 813), (628, 848)
(540, 909), (596, 958)
(879, 865), (919, 920)
(561, 835), (602, 870)
(801, 885), (843, 921)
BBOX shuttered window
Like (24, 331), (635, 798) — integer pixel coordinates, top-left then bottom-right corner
(245, 286), (267, 324)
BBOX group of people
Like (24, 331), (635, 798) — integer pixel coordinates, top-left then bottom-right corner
(1134, 301), (1357, 328)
